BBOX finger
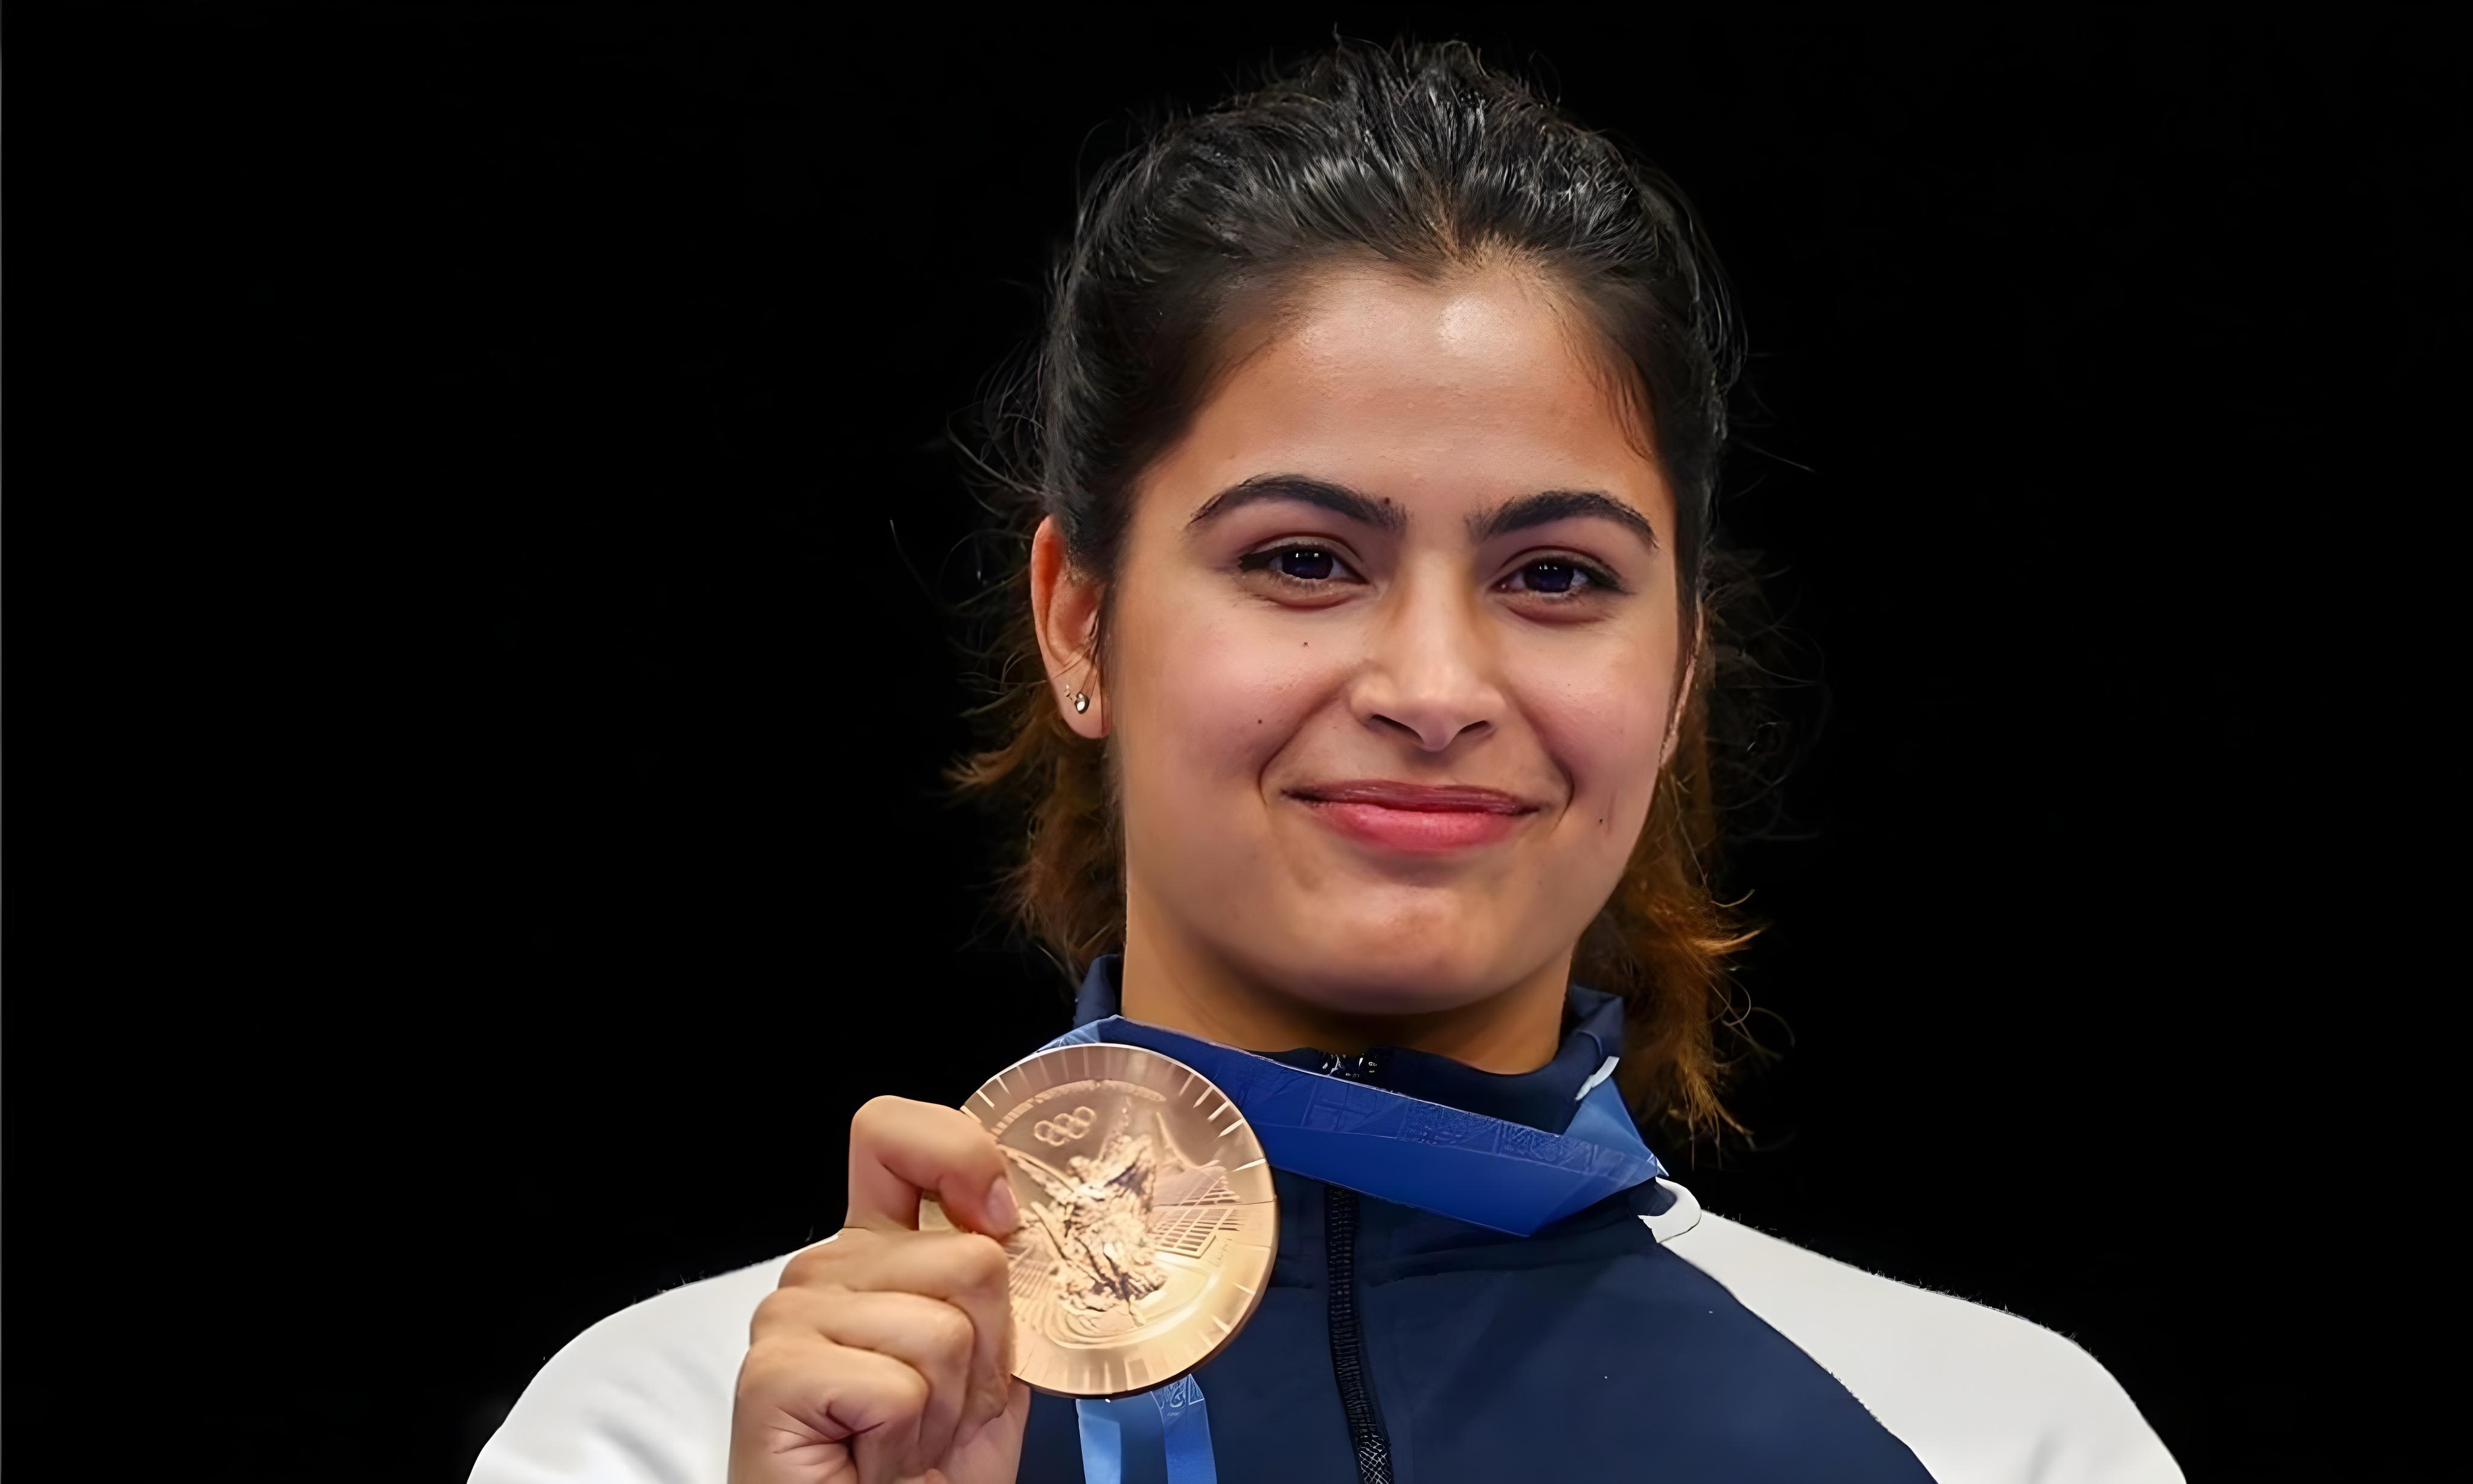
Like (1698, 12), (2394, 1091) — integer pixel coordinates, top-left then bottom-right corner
(846, 1096), (1020, 1238)
(734, 1337), (927, 1484)
(954, 1377), (1034, 1461)
(785, 1229), (1017, 1429)
(761, 1288), (974, 1465)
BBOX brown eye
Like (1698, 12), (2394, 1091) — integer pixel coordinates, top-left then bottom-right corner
(1502, 556), (1620, 598)
(1238, 545), (1359, 585)
(1524, 561), (1579, 594)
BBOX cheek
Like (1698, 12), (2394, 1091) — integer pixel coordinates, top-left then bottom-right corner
(1115, 582), (1329, 799)
(1523, 653), (1675, 837)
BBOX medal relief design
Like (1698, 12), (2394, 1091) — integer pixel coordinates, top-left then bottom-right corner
(928, 1041), (1278, 1398)
(1004, 1100), (1238, 1334)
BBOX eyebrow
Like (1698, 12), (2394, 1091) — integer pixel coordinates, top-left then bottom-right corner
(1468, 489), (1660, 551)
(1186, 474), (1407, 535)
(1185, 473), (1659, 550)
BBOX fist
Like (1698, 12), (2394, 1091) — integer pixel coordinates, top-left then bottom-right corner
(729, 1096), (1033, 1484)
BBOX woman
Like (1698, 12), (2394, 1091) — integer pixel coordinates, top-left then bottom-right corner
(472, 39), (2180, 1484)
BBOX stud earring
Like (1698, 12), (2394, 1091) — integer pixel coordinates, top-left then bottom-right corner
(1071, 692), (1090, 714)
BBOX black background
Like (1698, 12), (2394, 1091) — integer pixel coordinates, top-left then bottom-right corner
(7, 6), (2455, 1480)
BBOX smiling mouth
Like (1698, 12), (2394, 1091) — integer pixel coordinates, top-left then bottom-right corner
(1285, 780), (1540, 853)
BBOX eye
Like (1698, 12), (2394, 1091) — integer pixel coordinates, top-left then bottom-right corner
(1499, 556), (1622, 600)
(1237, 545), (1362, 587)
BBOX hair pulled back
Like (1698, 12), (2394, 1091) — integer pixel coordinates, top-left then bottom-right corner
(953, 37), (1759, 1143)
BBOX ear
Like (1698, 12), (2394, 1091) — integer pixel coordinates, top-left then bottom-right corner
(1029, 514), (1109, 737)
(1657, 632), (1701, 770)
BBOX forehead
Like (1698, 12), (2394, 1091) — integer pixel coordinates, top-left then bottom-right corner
(1150, 264), (1670, 526)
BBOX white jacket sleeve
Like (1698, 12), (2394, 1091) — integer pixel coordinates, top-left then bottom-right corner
(467, 1255), (790, 1484)
(1653, 1187), (2183, 1484)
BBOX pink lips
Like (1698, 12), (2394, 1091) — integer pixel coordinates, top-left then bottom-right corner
(1288, 779), (1539, 854)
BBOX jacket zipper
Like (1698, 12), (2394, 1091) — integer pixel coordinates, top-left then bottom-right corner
(1322, 1051), (1396, 1484)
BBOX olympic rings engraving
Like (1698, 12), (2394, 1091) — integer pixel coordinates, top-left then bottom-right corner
(1034, 1105), (1098, 1146)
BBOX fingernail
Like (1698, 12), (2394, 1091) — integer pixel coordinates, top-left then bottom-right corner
(985, 1173), (1019, 1233)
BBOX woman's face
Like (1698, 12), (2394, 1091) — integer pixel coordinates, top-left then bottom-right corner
(1041, 263), (1688, 1019)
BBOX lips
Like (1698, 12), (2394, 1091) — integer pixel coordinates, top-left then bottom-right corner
(1287, 779), (1539, 853)
(1291, 780), (1536, 812)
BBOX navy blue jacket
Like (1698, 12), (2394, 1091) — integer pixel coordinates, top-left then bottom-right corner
(470, 959), (2180, 1484)
(1016, 955), (1934, 1483)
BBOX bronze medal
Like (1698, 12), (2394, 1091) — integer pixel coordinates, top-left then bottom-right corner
(921, 1041), (1278, 1398)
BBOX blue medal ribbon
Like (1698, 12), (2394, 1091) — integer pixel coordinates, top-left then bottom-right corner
(1075, 1375), (1217, 1484)
(1038, 1012), (1667, 1484)
(1092, 1015), (1665, 1235)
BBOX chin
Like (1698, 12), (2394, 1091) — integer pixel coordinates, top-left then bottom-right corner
(1272, 918), (1517, 1015)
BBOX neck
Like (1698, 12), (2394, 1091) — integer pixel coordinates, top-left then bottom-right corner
(1118, 888), (1571, 1075)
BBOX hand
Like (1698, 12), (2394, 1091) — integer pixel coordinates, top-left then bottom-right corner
(729, 1096), (1032, 1484)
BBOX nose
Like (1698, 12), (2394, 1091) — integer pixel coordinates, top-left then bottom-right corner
(1351, 563), (1504, 752)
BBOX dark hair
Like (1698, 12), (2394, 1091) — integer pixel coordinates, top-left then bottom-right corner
(951, 37), (1761, 1143)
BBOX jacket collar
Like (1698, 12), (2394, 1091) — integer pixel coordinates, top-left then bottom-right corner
(1072, 952), (1625, 1137)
